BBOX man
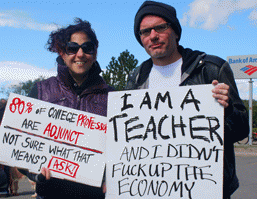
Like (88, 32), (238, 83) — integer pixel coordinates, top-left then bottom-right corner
(126, 1), (249, 198)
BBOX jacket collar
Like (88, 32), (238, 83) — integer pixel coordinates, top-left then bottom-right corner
(178, 46), (204, 74)
(178, 46), (206, 84)
(137, 46), (204, 86)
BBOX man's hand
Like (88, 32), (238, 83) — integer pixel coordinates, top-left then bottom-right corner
(212, 80), (229, 108)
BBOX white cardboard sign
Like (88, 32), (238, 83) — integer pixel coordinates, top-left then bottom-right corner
(106, 85), (224, 199)
(0, 93), (107, 187)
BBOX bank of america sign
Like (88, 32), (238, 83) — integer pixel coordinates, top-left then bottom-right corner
(227, 55), (257, 79)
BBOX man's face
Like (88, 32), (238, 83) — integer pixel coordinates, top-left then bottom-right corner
(140, 15), (180, 65)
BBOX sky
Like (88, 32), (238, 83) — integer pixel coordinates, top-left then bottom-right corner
(1, 0), (257, 100)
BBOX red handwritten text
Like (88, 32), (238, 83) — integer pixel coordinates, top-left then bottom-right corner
(25, 102), (33, 113)
(9, 98), (25, 114)
(76, 114), (107, 133)
(43, 123), (84, 145)
(48, 156), (79, 178)
(9, 97), (33, 114)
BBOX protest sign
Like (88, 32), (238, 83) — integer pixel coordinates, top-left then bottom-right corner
(106, 85), (224, 199)
(0, 93), (107, 187)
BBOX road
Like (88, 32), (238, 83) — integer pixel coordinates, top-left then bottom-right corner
(232, 155), (257, 199)
(3, 153), (257, 199)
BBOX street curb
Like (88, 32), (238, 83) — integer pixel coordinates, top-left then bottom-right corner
(234, 145), (257, 156)
(235, 151), (257, 156)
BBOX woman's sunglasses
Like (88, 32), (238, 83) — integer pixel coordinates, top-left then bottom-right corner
(65, 41), (95, 55)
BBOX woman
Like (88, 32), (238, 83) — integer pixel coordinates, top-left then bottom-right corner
(19, 18), (113, 199)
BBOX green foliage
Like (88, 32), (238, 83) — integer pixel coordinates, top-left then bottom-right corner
(242, 100), (257, 128)
(252, 105), (257, 129)
(242, 99), (257, 111)
(102, 50), (138, 91)
(0, 76), (45, 98)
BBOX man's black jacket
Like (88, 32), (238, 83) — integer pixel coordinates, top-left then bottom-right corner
(126, 46), (249, 198)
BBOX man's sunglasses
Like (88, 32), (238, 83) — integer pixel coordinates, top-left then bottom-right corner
(139, 23), (171, 37)
(65, 41), (95, 55)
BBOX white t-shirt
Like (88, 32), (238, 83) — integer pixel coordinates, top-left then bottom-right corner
(149, 58), (182, 89)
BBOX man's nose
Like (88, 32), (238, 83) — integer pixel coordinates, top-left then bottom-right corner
(149, 29), (159, 40)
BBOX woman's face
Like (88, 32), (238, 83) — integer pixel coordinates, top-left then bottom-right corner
(60, 31), (97, 83)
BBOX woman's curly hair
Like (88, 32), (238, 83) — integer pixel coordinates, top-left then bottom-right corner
(46, 18), (98, 54)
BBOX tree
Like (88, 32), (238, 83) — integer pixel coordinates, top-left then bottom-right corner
(242, 99), (257, 130)
(0, 76), (45, 98)
(102, 50), (138, 91)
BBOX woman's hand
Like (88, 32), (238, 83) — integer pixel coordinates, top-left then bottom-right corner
(41, 167), (51, 180)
